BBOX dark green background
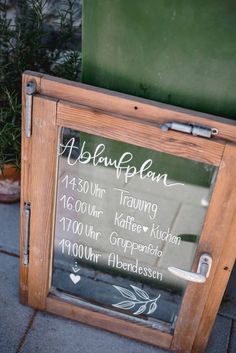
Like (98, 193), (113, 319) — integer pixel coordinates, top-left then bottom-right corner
(82, 0), (236, 119)
(62, 129), (215, 186)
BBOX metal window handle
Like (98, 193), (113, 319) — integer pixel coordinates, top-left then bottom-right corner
(168, 253), (212, 283)
(25, 81), (37, 138)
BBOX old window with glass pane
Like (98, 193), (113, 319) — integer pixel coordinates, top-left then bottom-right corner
(52, 128), (217, 330)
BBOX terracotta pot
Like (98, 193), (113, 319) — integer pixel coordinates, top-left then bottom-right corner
(0, 164), (20, 203)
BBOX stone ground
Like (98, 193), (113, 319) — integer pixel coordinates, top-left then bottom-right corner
(0, 203), (235, 353)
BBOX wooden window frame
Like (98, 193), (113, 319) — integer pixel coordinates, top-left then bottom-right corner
(20, 71), (236, 353)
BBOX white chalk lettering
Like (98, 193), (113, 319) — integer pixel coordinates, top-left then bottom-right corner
(107, 253), (163, 281)
(109, 231), (162, 257)
(59, 239), (101, 263)
(59, 217), (101, 240)
(114, 188), (158, 220)
(59, 139), (184, 187)
(114, 212), (143, 233)
(150, 223), (181, 246)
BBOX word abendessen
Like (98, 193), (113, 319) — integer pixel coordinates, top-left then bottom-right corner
(108, 253), (163, 281)
(60, 139), (184, 187)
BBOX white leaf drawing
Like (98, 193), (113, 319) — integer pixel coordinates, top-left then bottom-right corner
(147, 301), (157, 314)
(112, 285), (161, 316)
(134, 303), (147, 315)
(130, 285), (149, 300)
(112, 301), (135, 310)
(113, 285), (137, 300)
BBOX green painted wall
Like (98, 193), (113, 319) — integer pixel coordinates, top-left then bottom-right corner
(82, 0), (236, 119)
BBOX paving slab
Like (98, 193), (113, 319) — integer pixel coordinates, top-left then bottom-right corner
(205, 314), (232, 353)
(0, 200), (234, 353)
(20, 311), (168, 353)
(219, 264), (236, 319)
(0, 202), (20, 255)
(228, 320), (236, 353)
(0, 252), (34, 353)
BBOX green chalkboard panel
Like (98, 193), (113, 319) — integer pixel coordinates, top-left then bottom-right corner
(82, 0), (236, 119)
(52, 128), (217, 327)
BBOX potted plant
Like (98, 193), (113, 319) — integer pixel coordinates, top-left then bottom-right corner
(0, 90), (21, 202)
(0, 0), (81, 202)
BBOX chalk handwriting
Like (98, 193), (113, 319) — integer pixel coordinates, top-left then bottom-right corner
(60, 195), (103, 218)
(150, 223), (181, 246)
(114, 188), (158, 220)
(110, 231), (163, 257)
(114, 212), (143, 233)
(59, 239), (101, 263)
(59, 217), (101, 240)
(59, 139), (184, 187)
(61, 175), (106, 199)
(107, 253), (163, 281)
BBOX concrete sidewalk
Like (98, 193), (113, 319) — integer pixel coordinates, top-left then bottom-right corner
(0, 203), (235, 353)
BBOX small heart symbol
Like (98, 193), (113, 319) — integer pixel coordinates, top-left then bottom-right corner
(70, 273), (81, 284)
(143, 226), (148, 232)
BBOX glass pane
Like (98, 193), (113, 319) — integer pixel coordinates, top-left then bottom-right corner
(51, 128), (217, 330)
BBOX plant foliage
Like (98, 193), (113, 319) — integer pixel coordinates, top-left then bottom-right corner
(0, 0), (81, 170)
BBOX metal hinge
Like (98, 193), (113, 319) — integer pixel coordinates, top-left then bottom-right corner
(23, 202), (31, 265)
(161, 122), (218, 138)
(25, 81), (37, 138)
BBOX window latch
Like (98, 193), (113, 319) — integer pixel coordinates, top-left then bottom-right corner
(161, 122), (218, 139)
(23, 202), (31, 265)
(25, 81), (37, 138)
(168, 253), (213, 283)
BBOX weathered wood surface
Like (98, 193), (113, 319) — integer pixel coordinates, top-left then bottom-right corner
(57, 101), (225, 166)
(27, 96), (58, 309)
(20, 72), (42, 304)
(46, 296), (172, 349)
(190, 145), (236, 353)
(26, 71), (236, 143)
(171, 144), (236, 353)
